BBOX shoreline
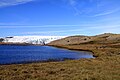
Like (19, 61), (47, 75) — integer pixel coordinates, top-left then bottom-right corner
(0, 39), (120, 80)
(0, 43), (94, 65)
(47, 45), (95, 56)
(0, 42), (42, 46)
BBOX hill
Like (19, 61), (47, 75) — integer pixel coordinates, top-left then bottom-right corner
(48, 33), (120, 57)
(0, 33), (120, 80)
(48, 33), (120, 45)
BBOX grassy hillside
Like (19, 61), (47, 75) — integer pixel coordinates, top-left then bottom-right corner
(48, 33), (120, 45)
(48, 33), (120, 57)
(0, 33), (120, 80)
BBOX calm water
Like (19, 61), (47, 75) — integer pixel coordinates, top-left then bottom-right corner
(0, 45), (93, 64)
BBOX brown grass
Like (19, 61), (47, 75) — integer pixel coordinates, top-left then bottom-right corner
(0, 55), (120, 80)
(0, 33), (120, 80)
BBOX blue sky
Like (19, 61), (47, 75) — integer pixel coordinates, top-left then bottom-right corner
(0, 0), (120, 37)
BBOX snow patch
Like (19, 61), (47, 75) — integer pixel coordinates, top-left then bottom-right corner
(3, 36), (66, 45)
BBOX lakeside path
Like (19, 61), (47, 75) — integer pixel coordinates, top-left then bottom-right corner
(0, 33), (120, 80)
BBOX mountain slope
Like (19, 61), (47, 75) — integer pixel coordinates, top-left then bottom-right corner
(48, 33), (120, 46)
(48, 33), (120, 57)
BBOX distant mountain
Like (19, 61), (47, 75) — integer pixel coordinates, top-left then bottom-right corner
(3, 36), (66, 45)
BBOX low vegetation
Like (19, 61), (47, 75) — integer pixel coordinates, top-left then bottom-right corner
(0, 38), (4, 42)
(0, 33), (120, 80)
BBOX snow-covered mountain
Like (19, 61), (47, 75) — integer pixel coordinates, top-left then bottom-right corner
(3, 36), (66, 45)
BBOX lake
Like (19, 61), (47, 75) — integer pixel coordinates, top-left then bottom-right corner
(0, 45), (93, 64)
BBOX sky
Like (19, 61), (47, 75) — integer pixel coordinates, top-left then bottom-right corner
(0, 0), (120, 37)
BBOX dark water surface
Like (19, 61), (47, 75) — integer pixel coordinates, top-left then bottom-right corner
(0, 45), (93, 64)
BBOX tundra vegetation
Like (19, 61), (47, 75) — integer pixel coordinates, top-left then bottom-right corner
(0, 38), (4, 42)
(0, 33), (120, 80)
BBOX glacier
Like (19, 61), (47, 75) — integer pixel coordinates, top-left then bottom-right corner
(3, 36), (66, 45)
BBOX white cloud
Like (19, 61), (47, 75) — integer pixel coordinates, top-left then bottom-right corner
(22, 29), (84, 35)
(20, 24), (120, 35)
(66, 0), (96, 16)
(93, 8), (120, 17)
(0, 0), (35, 7)
(61, 0), (80, 15)
(0, 24), (84, 28)
(68, 0), (76, 6)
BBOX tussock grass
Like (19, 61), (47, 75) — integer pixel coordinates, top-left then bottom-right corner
(0, 55), (120, 80)
(0, 33), (120, 80)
